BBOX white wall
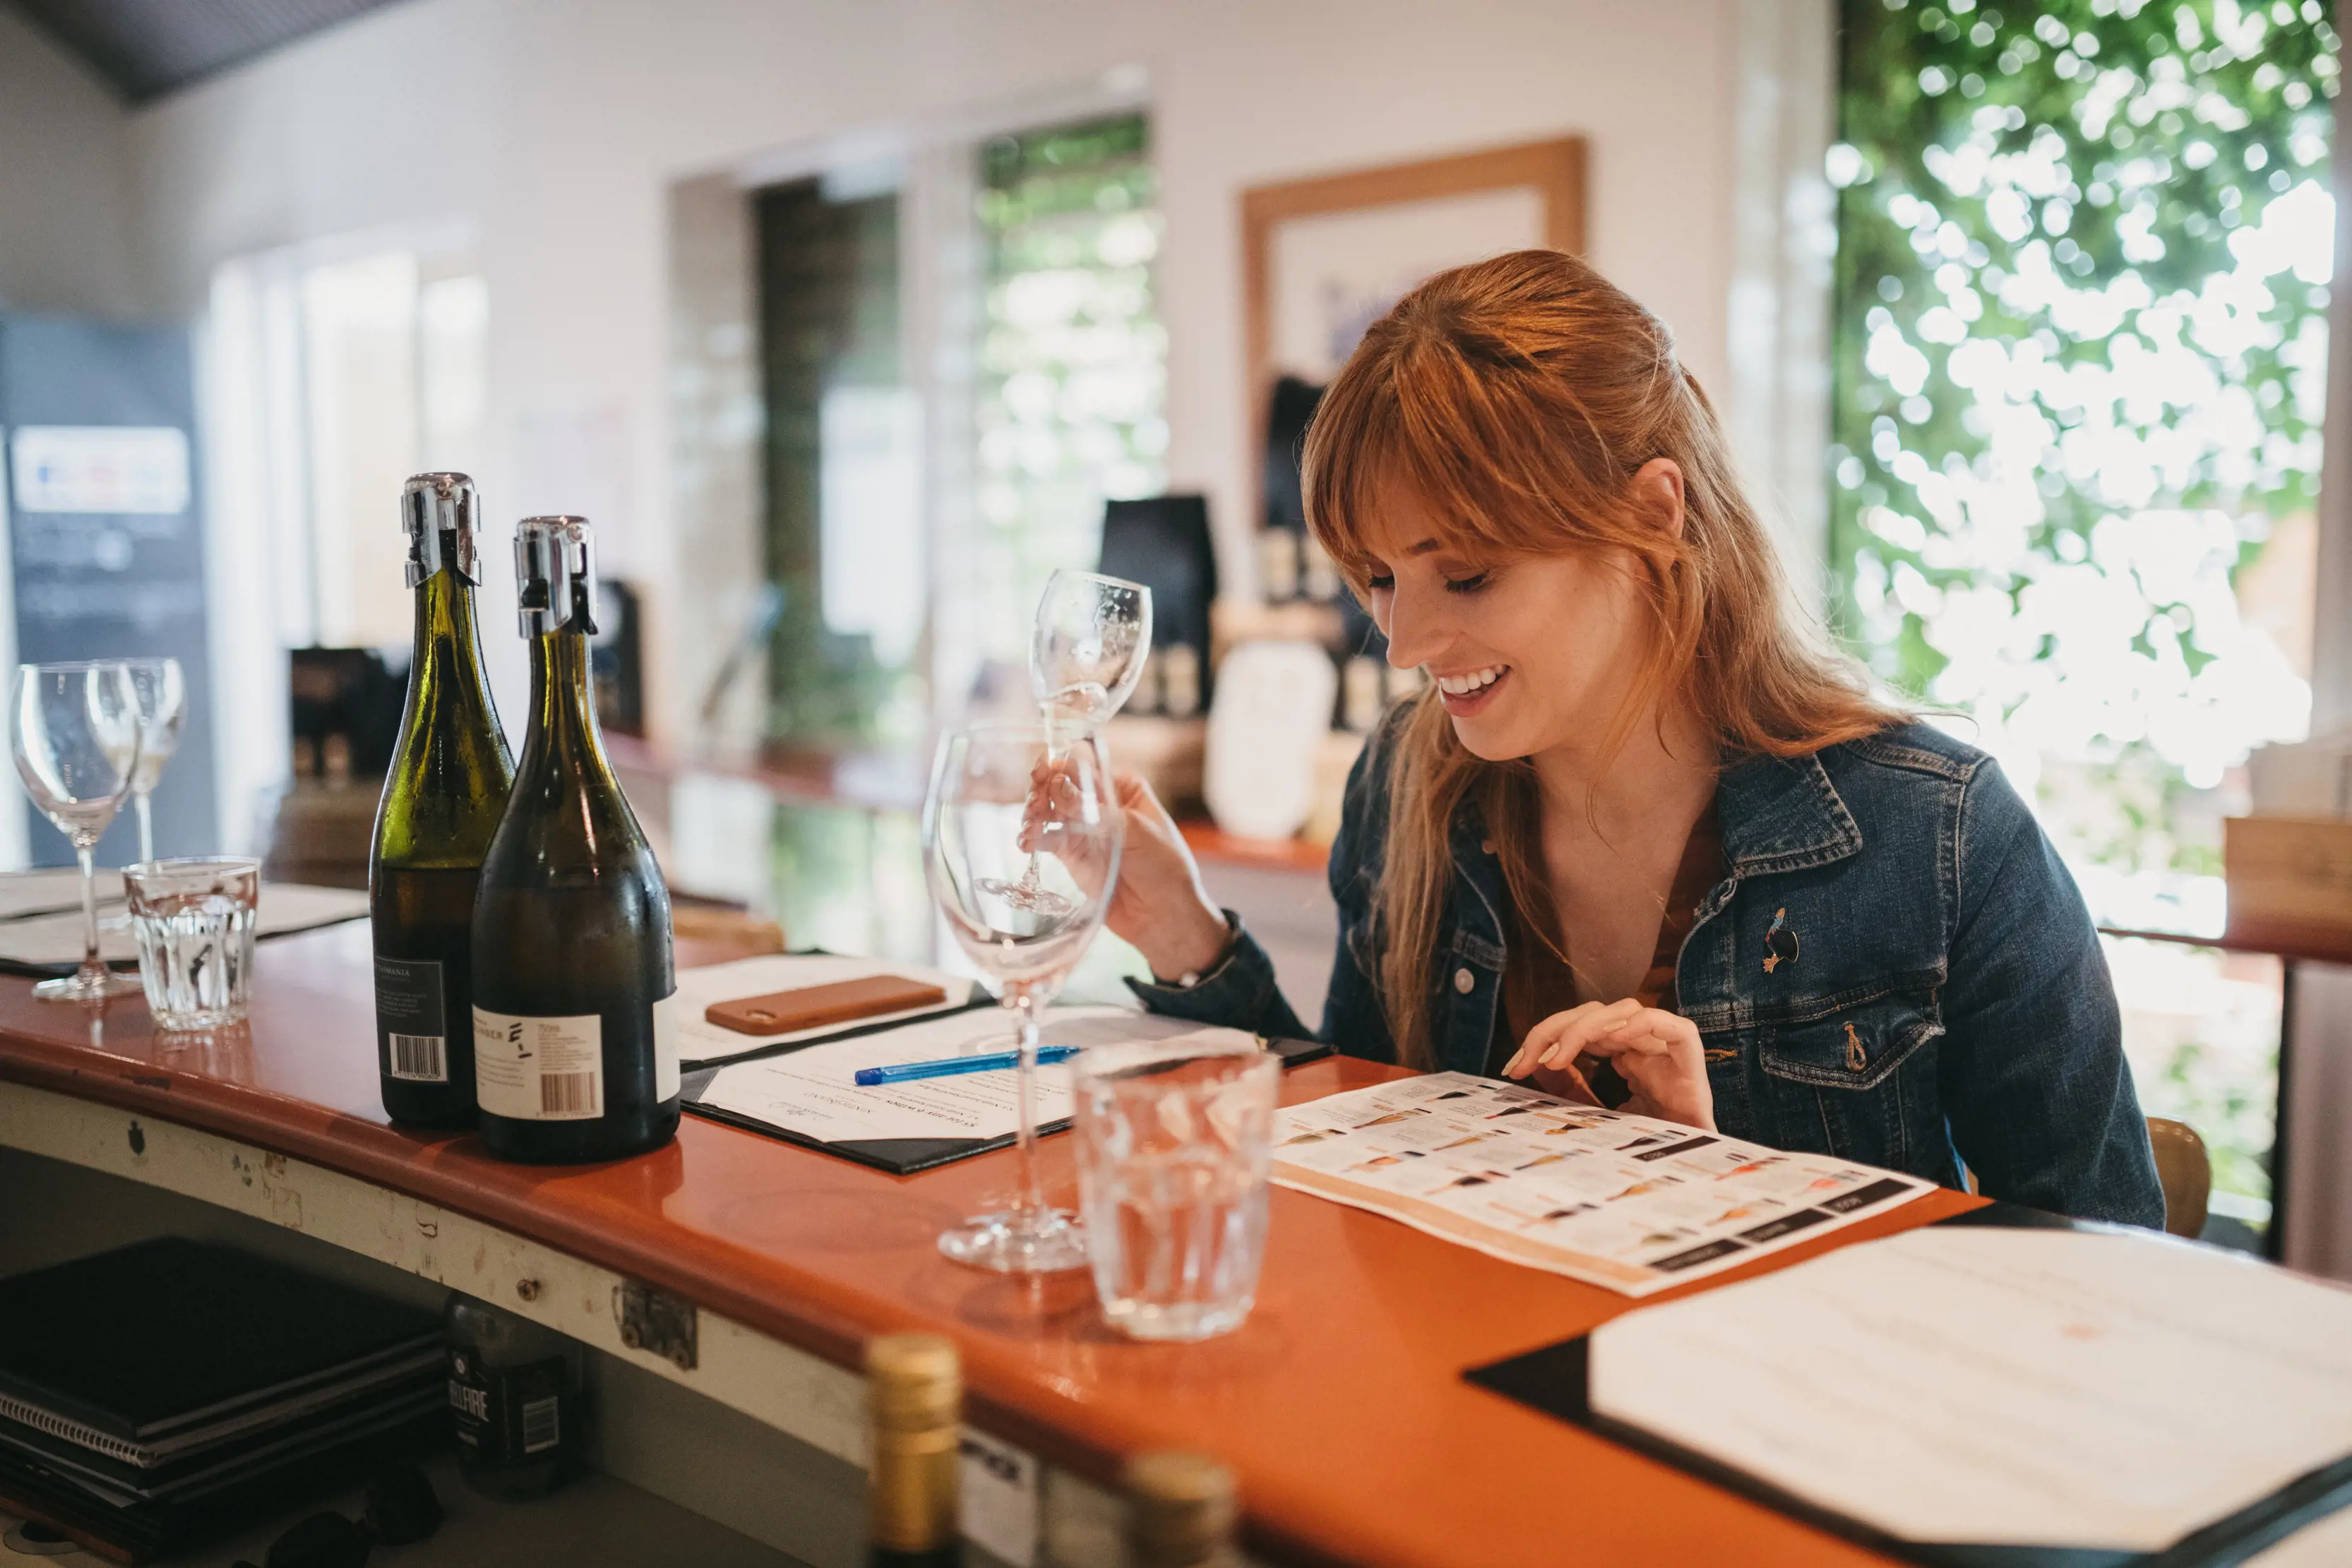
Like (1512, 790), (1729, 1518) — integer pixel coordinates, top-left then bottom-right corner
(0, 6), (144, 317)
(124, 0), (1743, 736)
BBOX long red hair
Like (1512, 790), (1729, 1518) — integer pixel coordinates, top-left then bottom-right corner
(1301, 249), (1899, 1067)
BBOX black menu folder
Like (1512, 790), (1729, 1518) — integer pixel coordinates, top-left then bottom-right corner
(682, 1031), (1335, 1175)
(0, 1238), (447, 1555)
(1463, 1205), (2352, 1568)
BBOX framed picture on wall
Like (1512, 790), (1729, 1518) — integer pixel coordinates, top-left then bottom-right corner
(1241, 136), (1587, 449)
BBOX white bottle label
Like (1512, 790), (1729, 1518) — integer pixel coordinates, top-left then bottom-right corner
(653, 993), (680, 1103)
(473, 1008), (604, 1121)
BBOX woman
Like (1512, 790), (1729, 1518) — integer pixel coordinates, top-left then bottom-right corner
(1104, 250), (2163, 1226)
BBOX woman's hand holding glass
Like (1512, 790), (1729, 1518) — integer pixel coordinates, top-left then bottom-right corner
(1049, 767), (1229, 983)
(1503, 998), (1717, 1132)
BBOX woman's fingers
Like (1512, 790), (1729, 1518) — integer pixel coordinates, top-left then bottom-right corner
(1503, 1001), (1604, 1077)
(1536, 997), (1642, 1070)
(1579, 1009), (1715, 1130)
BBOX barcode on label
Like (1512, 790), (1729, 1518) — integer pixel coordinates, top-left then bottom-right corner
(389, 1034), (446, 1082)
(520, 1394), (561, 1454)
(539, 1072), (598, 1116)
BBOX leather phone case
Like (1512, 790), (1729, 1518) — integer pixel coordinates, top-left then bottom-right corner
(703, 974), (948, 1036)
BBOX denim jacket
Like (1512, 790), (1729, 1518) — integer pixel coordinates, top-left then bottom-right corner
(1132, 715), (2166, 1228)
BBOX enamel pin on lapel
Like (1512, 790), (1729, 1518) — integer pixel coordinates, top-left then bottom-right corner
(1762, 907), (1798, 974)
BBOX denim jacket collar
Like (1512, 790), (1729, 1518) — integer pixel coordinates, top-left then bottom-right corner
(1445, 749), (1863, 896)
(1714, 750), (1865, 878)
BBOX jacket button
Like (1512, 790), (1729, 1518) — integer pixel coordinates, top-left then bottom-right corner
(1480, 839), (1496, 854)
(1454, 967), (1476, 994)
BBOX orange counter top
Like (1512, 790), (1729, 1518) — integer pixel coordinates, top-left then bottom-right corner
(0, 921), (1976, 1567)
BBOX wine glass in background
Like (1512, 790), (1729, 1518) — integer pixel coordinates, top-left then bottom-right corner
(121, 658), (186, 865)
(11, 663), (144, 1001)
(924, 722), (1124, 1273)
(1031, 570), (1152, 725)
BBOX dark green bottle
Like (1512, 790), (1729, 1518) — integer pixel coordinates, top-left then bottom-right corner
(471, 516), (679, 1163)
(371, 474), (515, 1129)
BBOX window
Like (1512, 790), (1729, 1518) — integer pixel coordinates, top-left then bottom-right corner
(754, 174), (919, 745)
(205, 235), (489, 849)
(969, 112), (1166, 688)
(1828, 0), (2339, 1239)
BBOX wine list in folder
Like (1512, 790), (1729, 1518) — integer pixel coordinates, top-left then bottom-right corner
(688, 1006), (1257, 1147)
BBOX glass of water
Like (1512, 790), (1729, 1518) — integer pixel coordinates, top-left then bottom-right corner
(124, 857), (259, 1029)
(1070, 1036), (1280, 1341)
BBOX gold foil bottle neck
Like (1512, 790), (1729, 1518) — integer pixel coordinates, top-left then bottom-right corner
(867, 1333), (960, 1554)
(1124, 1451), (1238, 1568)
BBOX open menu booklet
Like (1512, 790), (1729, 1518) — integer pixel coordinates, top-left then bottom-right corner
(1272, 1072), (1931, 1297)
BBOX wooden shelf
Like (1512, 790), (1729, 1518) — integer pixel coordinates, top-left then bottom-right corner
(1177, 819), (1330, 876)
(2098, 923), (2352, 968)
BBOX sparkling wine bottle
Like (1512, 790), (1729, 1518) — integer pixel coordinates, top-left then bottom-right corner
(371, 474), (515, 1128)
(866, 1334), (964, 1568)
(470, 516), (679, 1163)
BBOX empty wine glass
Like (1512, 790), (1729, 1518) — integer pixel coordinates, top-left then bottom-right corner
(121, 658), (186, 865)
(1032, 570), (1152, 726)
(999, 572), (1150, 912)
(924, 722), (1124, 1273)
(11, 664), (144, 1001)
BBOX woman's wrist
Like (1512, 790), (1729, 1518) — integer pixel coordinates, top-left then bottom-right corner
(1140, 902), (1234, 985)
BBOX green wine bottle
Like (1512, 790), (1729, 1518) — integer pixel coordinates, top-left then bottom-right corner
(371, 473), (515, 1129)
(471, 515), (679, 1163)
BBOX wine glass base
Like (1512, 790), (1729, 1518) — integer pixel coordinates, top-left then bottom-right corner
(937, 1207), (1089, 1274)
(33, 969), (143, 1003)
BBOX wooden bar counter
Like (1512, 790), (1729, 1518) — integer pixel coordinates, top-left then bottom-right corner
(0, 923), (1981, 1567)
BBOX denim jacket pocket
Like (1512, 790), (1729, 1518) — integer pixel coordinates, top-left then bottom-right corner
(1754, 988), (1945, 1168)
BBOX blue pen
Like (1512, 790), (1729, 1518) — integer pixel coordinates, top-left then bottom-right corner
(854, 1045), (1080, 1087)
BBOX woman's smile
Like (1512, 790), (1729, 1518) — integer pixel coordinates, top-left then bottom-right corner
(1433, 663), (1510, 716)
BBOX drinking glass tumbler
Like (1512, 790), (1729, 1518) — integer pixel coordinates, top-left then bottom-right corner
(1070, 1037), (1280, 1341)
(124, 857), (259, 1029)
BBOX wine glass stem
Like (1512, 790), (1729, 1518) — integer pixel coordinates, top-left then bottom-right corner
(1010, 990), (1044, 1221)
(135, 792), (155, 866)
(75, 842), (102, 984)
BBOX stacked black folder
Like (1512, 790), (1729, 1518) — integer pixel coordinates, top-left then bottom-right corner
(0, 1238), (446, 1555)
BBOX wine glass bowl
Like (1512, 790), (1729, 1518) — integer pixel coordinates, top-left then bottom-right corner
(121, 658), (187, 864)
(923, 723), (1123, 1273)
(998, 572), (1149, 914)
(1030, 572), (1152, 719)
(11, 662), (145, 1001)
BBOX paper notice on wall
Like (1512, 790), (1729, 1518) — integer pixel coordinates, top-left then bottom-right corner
(1270, 1072), (1930, 1296)
(11, 426), (190, 514)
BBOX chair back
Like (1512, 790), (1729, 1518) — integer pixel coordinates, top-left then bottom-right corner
(2146, 1117), (2211, 1239)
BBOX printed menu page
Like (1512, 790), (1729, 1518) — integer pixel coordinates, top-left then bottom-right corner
(1271, 1072), (1930, 1295)
(695, 1006), (1251, 1145)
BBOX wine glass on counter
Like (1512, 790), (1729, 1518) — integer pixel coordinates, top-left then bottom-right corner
(10, 663), (144, 1001)
(922, 722), (1124, 1273)
(121, 657), (186, 865)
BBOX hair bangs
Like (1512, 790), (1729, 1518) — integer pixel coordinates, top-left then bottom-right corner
(1306, 334), (1582, 590)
